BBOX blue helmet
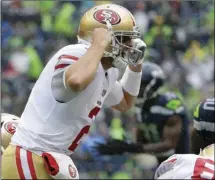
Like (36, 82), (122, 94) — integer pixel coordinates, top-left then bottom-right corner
(137, 62), (166, 104)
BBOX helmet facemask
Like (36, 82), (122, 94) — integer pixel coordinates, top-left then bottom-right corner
(103, 20), (143, 68)
(77, 20), (143, 69)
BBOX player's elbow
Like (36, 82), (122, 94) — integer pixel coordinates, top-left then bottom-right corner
(125, 104), (133, 112)
(119, 107), (129, 112)
(112, 95), (134, 112)
(119, 103), (133, 112)
(125, 100), (135, 111)
(112, 103), (131, 112)
(66, 76), (83, 92)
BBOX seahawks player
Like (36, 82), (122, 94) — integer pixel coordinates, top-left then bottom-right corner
(191, 97), (215, 154)
(95, 62), (190, 163)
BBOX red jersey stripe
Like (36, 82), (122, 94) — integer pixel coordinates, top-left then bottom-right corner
(59, 55), (79, 61)
(55, 64), (70, 70)
(167, 158), (177, 163)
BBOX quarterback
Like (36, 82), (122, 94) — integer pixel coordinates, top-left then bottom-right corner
(2, 4), (146, 179)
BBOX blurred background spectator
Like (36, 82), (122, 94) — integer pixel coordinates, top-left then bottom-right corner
(1, 0), (214, 179)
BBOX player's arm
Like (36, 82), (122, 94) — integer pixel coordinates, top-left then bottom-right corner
(99, 95), (184, 155)
(104, 39), (146, 112)
(112, 64), (142, 112)
(65, 28), (111, 92)
(142, 115), (182, 153)
(140, 94), (185, 154)
(96, 115), (182, 155)
(101, 115), (182, 155)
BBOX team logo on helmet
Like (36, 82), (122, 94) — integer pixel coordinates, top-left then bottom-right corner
(94, 9), (121, 25)
(4, 122), (18, 135)
(68, 164), (77, 178)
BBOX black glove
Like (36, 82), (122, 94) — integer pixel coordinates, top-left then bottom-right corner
(94, 139), (144, 155)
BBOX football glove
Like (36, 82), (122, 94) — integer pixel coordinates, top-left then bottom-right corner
(94, 139), (144, 155)
(131, 38), (146, 65)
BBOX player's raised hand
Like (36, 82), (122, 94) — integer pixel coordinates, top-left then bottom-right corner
(131, 38), (147, 64)
(92, 28), (112, 49)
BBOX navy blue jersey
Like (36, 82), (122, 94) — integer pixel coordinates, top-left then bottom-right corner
(193, 98), (215, 143)
(136, 92), (190, 154)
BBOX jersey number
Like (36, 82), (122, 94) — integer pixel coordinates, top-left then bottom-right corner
(192, 158), (215, 180)
(68, 107), (101, 151)
(203, 98), (215, 111)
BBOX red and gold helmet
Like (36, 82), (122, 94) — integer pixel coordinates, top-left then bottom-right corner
(1, 113), (20, 154)
(78, 4), (143, 68)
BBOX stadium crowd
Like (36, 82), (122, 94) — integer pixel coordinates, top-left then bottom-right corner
(1, 0), (214, 179)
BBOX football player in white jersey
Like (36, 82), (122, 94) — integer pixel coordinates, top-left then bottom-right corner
(2, 4), (146, 179)
(155, 98), (215, 179)
(1, 113), (20, 155)
(154, 144), (215, 179)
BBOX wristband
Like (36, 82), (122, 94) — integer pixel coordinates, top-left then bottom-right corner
(120, 66), (142, 96)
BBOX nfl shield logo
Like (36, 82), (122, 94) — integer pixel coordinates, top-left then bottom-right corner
(102, 90), (107, 96)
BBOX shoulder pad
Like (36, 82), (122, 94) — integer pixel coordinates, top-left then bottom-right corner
(158, 92), (184, 112)
(54, 44), (89, 71)
(59, 44), (89, 57)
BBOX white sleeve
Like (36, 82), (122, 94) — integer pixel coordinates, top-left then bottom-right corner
(51, 44), (88, 103)
(156, 169), (175, 179)
(154, 154), (178, 179)
(104, 81), (124, 107)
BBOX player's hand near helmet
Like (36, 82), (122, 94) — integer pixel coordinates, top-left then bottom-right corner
(126, 38), (146, 74)
(92, 27), (112, 49)
(131, 38), (147, 65)
(111, 39), (146, 112)
(65, 27), (112, 92)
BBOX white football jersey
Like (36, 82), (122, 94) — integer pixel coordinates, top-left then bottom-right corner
(155, 154), (215, 179)
(11, 44), (124, 155)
